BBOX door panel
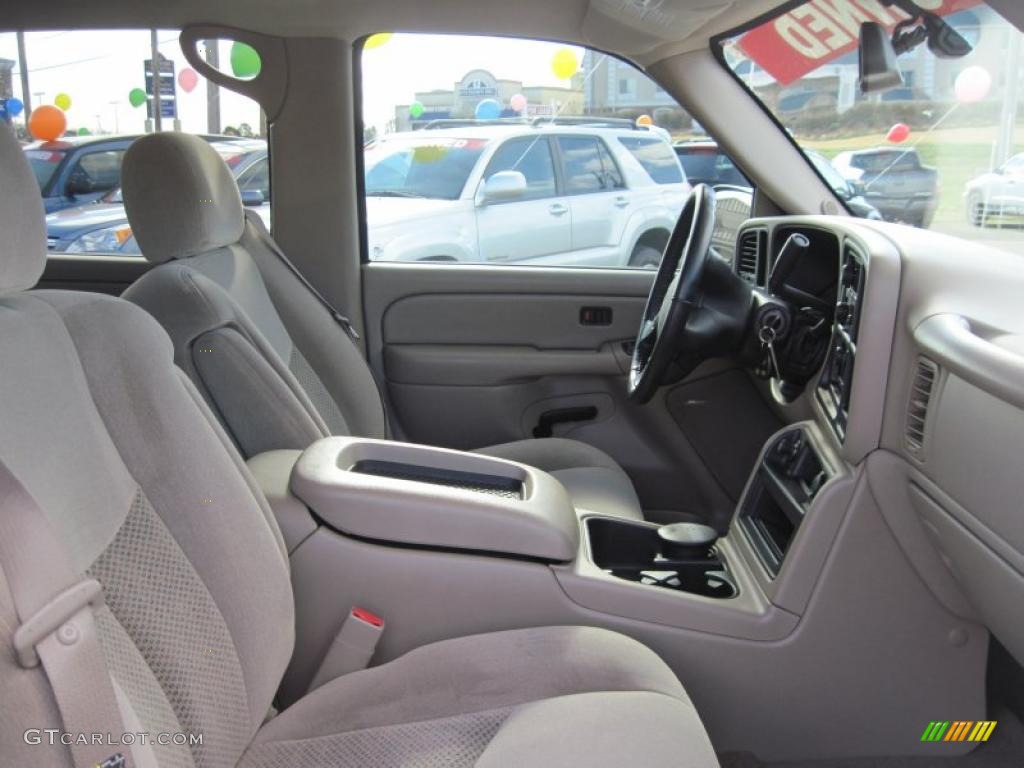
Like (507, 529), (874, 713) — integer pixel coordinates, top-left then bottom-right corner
(476, 199), (571, 262)
(363, 263), (775, 522)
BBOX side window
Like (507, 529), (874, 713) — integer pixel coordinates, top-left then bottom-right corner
(69, 151), (124, 196)
(483, 138), (556, 200)
(558, 137), (609, 194)
(0, 30), (267, 254)
(359, 33), (756, 268)
(236, 157), (270, 201)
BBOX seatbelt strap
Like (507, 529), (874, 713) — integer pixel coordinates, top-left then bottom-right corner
(0, 461), (132, 768)
(244, 210), (361, 342)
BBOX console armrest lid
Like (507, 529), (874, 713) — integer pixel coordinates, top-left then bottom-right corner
(291, 437), (579, 562)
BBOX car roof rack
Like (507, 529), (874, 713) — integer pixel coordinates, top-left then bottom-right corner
(530, 116), (641, 130)
(421, 118), (530, 129)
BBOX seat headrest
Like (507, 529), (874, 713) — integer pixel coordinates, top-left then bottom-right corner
(122, 132), (245, 263)
(0, 122), (47, 295)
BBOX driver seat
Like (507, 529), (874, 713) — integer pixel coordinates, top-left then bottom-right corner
(120, 132), (643, 520)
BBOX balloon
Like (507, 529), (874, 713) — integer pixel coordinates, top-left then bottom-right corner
(551, 48), (579, 80)
(886, 122), (910, 143)
(510, 93), (527, 113)
(365, 33), (393, 50)
(128, 88), (147, 108)
(77, 127), (91, 136)
(178, 67), (199, 93)
(954, 66), (992, 104)
(6, 97), (23, 117)
(636, 114), (653, 127)
(409, 101), (424, 119)
(474, 98), (502, 120)
(230, 41), (261, 79)
(54, 93), (72, 111)
(28, 105), (67, 142)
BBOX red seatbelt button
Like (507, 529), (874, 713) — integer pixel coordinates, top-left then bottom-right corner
(351, 607), (384, 628)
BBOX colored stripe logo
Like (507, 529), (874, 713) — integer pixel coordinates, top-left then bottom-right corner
(921, 721), (997, 742)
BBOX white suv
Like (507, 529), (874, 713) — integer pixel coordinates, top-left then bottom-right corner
(363, 120), (690, 267)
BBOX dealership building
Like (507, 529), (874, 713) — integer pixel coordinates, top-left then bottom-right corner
(393, 68), (584, 130)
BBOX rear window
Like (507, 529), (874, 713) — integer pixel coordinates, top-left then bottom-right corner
(24, 149), (66, 190)
(853, 152), (920, 173)
(619, 136), (683, 185)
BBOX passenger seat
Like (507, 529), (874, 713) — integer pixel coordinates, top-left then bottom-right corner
(119, 132), (644, 520)
(0, 121), (717, 767)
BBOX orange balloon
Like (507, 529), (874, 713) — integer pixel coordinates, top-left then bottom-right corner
(636, 114), (653, 126)
(29, 105), (67, 142)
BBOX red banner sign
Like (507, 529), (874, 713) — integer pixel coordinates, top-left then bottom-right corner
(737, 0), (983, 86)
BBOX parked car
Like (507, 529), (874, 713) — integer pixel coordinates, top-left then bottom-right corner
(25, 134), (140, 214)
(831, 147), (939, 227)
(673, 140), (751, 188)
(364, 122), (690, 267)
(963, 152), (1024, 227)
(45, 139), (267, 254)
(806, 150), (882, 221)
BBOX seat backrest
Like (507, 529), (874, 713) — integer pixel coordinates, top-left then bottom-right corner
(0, 122), (295, 767)
(121, 132), (386, 458)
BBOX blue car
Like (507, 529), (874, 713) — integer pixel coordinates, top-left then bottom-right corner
(25, 135), (142, 214)
(44, 139), (268, 254)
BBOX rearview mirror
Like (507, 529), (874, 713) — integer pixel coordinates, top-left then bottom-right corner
(858, 22), (904, 95)
(240, 189), (265, 206)
(479, 171), (527, 204)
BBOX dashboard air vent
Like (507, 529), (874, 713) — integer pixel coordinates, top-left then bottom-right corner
(906, 358), (938, 454)
(736, 228), (765, 285)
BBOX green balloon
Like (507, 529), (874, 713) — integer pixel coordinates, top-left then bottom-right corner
(230, 42), (261, 79)
(77, 127), (90, 136)
(128, 88), (147, 108)
(409, 101), (424, 119)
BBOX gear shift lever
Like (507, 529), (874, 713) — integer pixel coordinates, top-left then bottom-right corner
(657, 522), (718, 560)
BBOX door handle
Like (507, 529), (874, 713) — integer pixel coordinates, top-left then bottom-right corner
(548, 203), (569, 216)
(614, 196), (629, 208)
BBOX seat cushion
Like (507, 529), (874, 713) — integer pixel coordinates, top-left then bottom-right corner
(475, 437), (643, 520)
(241, 626), (717, 768)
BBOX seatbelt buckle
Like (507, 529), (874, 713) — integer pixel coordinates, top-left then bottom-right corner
(309, 606), (384, 688)
(13, 579), (104, 668)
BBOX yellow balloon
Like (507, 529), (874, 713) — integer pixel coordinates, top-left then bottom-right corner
(551, 48), (579, 80)
(365, 33), (393, 50)
(54, 93), (72, 111)
(636, 114), (653, 126)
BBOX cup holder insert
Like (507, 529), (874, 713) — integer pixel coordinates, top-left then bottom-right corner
(585, 517), (737, 599)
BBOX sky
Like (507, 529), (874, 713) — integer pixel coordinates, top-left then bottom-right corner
(0, 30), (594, 137)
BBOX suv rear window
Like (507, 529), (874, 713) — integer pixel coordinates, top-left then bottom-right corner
(618, 137), (683, 185)
(853, 152), (920, 173)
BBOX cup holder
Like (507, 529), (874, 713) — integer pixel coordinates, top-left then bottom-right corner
(585, 517), (738, 599)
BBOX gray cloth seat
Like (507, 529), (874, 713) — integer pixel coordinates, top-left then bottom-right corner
(119, 132), (642, 520)
(0, 121), (716, 767)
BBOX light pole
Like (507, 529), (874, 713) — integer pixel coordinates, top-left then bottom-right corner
(16, 31), (31, 118)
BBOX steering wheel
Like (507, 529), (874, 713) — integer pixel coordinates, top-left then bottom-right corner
(628, 184), (719, 403)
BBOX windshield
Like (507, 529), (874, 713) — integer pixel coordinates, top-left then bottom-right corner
(24, 149), (66, 191)
(721, 1), (1024, 256)
(364, 137), (488, 200)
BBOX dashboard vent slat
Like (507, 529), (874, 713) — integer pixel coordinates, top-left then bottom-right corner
(736, 228), (766, 285)
(906, 358), (938, 454)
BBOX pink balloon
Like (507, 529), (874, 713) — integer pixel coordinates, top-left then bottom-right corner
(954, 66), (991, 104)
(510, 93), (527, 113)
(886, 122), (910, 143)
(178, 67), (199, 93)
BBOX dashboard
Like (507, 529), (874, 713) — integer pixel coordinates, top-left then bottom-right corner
(732, 214), (1024, 673)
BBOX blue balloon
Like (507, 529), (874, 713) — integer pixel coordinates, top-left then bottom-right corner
(6, 97), (23, 118)
(475, 99), (501, 120)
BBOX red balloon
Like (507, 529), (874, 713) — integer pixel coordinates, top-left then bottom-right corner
(178, 67), (199, 93)
(29, 105), (67, 142)
(886, 122), (910, 143)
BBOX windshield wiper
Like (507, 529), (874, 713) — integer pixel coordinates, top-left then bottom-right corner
(366, 189), (427, 198)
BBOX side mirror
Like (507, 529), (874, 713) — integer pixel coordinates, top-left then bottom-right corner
(479, 171), (527, 204)
(65, 174), (94, 198)
(849, 179), (867, 197)
(240, 189), (265, 206)
(858, 21), (904, 95)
